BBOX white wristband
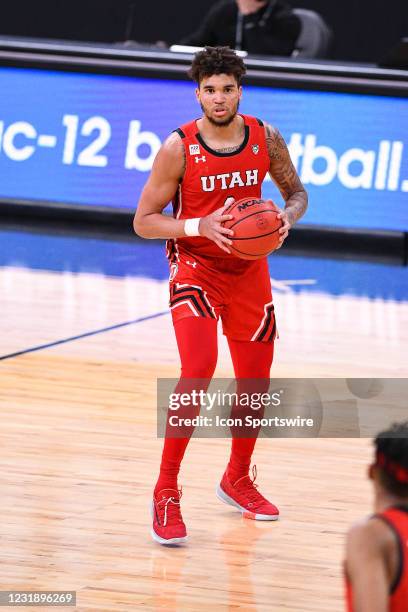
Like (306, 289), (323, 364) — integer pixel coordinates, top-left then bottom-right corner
(184, 218), (201, 237)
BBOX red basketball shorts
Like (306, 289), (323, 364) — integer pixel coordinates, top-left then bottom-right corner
(168, 250), (276, 342)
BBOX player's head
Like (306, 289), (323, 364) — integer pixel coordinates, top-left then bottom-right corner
(370, 421), (408, 499)
(189, 46), (246, 127)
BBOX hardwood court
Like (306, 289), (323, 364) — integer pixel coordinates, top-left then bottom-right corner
(1, 234), (408, 611)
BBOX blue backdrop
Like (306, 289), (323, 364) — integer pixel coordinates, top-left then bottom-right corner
(0, 66), (407, 231)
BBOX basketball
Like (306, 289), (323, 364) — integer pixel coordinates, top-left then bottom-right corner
(223, 197), (283, 260)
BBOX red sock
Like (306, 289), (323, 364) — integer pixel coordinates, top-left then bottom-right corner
(154, 317), (218, 495)
(154, 439), (189, 495)
(226, 339), (274, 483)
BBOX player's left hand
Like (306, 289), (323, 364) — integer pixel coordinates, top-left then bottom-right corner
(274, 206), (292, 250)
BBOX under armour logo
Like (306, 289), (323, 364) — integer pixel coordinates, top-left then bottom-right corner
(186, 260), (198, 268)
(195, 156), (206, 163)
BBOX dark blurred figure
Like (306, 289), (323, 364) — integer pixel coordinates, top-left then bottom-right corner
(0, 0), (127, 42)
(180, 0), (301, 56)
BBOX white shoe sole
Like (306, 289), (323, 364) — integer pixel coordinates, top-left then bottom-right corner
(151, 528), (188, 545)
(150, 501), (188, 545)
(216, 485), (279, 521)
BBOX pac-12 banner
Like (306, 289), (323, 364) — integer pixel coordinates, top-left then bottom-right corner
(0, 66), (407, 231)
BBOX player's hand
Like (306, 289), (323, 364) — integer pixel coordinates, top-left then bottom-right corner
(199, 198), (235, 254)
(236, 0), (267, 16)
(274, 205), (292, 250)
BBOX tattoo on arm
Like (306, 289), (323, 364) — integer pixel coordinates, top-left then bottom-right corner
(265, 124), (288, 162)
(265, 123), (308, 223)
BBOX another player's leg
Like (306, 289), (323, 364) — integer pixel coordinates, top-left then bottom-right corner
(216, 338), (279, 520)
(152, 317), (218, 544)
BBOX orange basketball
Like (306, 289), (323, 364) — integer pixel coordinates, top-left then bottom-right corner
(223, 198), (283, 260)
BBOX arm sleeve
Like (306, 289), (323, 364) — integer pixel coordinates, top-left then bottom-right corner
(243, 2), (301, 56)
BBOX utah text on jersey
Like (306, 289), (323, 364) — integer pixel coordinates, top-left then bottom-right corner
(201, 170), (259, 192)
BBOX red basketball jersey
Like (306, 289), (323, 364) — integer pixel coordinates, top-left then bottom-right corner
(345, 506), (408, 612)
(166, 114), (270, 261)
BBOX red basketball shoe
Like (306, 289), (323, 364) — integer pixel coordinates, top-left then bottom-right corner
(151, 488), (188, 545)
(216, 465), (279, 520)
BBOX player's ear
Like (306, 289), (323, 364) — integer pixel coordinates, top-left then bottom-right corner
(238, 86), (243, 100)
(195, 87), (201, 103)
(368, 464), (375, 480)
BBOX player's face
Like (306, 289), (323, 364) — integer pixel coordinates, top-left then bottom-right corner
(196, 74), (242, 127)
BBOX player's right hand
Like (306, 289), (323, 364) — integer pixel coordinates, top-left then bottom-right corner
(199, 198), (235, 254)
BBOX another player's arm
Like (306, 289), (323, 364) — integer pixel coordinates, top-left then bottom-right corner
(264, 122), (308, 248)
(133, 132), (234, 253)
(345, 520), (390, 612)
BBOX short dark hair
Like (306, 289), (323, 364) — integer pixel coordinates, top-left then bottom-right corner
(188, 46), (246, 86)
(374, 421), (408, 497)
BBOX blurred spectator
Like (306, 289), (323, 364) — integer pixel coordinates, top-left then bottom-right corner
(180, 0), (301, 56)
(0, 0), (127, 42)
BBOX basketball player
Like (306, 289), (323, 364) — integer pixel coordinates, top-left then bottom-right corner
(345, 422), (408, 611)
(133, 46), (308, 544)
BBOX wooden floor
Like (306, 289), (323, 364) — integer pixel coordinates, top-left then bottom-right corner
(1, 260), (407, 611)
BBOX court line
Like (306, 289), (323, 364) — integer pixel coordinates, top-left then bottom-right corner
(0, 311), (169, 362)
